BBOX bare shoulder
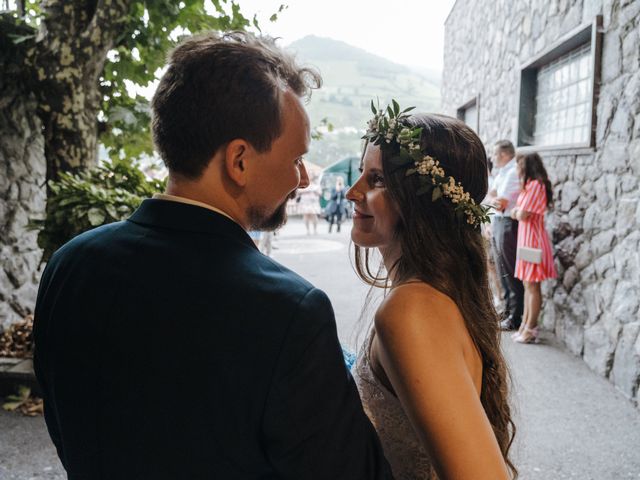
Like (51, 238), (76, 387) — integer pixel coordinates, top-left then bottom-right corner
(375, 282), (467, 344)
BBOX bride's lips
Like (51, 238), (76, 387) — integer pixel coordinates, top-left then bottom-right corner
(353, 209), (373, 220)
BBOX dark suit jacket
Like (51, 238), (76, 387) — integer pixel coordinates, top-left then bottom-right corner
(34, 199), (392, 479)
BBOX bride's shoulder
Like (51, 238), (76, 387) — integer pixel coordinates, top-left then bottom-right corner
(374, 281), (466, 340)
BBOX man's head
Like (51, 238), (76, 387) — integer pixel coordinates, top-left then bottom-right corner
(151, 31), (321, 230)
(493, 140), (515, 168)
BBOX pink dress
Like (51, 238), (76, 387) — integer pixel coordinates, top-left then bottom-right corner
(515, 180), (557, 282)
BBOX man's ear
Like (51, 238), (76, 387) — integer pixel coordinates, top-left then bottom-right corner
(223, 139), (252, 187)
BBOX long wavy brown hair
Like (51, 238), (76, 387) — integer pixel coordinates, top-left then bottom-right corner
(516, 152), (553, 208)
(354, 113), (517, 478)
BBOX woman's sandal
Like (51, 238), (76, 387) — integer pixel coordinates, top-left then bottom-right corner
(514, 327), (539, 344)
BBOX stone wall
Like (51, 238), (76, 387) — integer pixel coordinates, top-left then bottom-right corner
(442, 0), (640, 405)
(0, 84), (46, 331)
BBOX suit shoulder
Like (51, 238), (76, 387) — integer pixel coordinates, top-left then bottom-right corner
(47, 221), (128, 271)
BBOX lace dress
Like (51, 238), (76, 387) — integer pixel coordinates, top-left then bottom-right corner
(353, 332), (438, 480)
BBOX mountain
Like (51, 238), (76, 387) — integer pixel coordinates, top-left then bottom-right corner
(286, 36), (441, 167)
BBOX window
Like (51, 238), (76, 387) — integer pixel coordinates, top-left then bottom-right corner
(457, 96), (479, 134)
(517, 16), (602, 149)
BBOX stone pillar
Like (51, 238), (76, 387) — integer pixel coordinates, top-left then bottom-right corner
(0, 87), (46, 331)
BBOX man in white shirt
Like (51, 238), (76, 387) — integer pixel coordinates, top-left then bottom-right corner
(485, 140), (524, 330)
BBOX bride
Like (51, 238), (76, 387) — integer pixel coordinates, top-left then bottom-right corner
(347, 102), (517, 480)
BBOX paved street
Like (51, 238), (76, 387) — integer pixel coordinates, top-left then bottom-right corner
(1, 217), (639, 479)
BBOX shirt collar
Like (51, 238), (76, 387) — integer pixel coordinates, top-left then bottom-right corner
(152, 193), (240, 226)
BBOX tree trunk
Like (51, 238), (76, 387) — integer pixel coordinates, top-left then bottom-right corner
(7, 0), (132, 183)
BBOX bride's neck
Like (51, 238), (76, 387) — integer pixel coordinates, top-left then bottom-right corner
(379, 245), (402, 286)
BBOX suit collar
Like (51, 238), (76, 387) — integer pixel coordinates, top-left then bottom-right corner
(128, 199), (256, 249)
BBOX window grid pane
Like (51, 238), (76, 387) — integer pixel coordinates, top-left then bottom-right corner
(533, 43), (592, 146)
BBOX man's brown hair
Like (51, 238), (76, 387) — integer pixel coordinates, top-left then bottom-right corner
(151, 31), (321, 178)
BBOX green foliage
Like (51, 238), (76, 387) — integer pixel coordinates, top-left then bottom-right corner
(310, 117), (334, 141)
(31, 159), (166, 262)
(2, 385), (33, 412)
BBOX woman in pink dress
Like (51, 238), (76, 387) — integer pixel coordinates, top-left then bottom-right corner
(510, 152), (557, 344)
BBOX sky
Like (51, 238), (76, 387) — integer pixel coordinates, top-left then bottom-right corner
(234, 0), (457, 71)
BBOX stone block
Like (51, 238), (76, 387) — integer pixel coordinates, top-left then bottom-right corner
(609, 103), (633, 142)
(574, 166), (592, 189)
(629, 139), (640, 176)
(560, 181), (581, 212)
(620, 0), (640, 31)
(0, 302), (22, 331)
(556, 235), (579, 268)
(562, 319), (585, 357)
(10, 281), (38, 316)
(623, 67), (640, 109)
(613, 240), (640, 280)
(584, 320), (619, 377)
(596, 276), (617, 312)
(583, 202), (615, 231)
(611, 322), (640, 400)
(613, 281), (640, 323)
(560, 2), (582, 33)
(541, 302), (556, 331)
(620, 175), (638, 193)
(592, 230), (617, 257)
(593, 175), (612, 209)
(574, 240), (593, 270)
(567, 283), (588, 321)
(594, 253), (615, 277)
(582, 282), (602, 326)
(582, 0), (602, 23)
(0, 268), (13, 300)
(562, 265), (580, 292)
(601, 141), (630, 173)
(616, 198), (638, 237)
(601, 32), (622, 83)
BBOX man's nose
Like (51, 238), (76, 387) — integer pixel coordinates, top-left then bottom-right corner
(298, 161), (310, 188)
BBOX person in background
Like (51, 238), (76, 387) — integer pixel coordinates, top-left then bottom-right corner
(297, 174), (322, 234)
(485, 140), (524, 331)
(483, 158), (504, 309)
(510, 152), (557, 344)
(326, 176), (347, 233)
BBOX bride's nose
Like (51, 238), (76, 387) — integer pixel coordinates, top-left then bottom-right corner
(346, 184), (363, 202)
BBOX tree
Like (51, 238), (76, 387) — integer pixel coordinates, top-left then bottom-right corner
(0, 0), (284, 184)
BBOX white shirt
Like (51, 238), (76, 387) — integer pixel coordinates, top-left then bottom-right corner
(491, 158), (521, 217)
(152, 193), (240, 225)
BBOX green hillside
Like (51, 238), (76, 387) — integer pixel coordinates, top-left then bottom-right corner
(286, 35), (441, 167)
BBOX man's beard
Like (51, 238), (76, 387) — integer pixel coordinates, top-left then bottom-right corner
(247, 191), (297, 232)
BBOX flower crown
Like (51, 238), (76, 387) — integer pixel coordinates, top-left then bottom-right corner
(363, 100), (491, 227)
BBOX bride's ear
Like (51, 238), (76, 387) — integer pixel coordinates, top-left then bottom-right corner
(223, 139), (251, 187)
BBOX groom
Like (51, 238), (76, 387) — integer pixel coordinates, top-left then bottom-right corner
(34, 32), (392, 479)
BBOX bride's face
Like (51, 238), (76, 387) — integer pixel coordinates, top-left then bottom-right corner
(346, 144), (400, 249)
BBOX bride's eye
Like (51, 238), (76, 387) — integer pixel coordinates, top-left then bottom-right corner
(371, 174), (385, 188)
